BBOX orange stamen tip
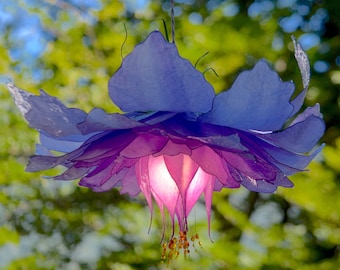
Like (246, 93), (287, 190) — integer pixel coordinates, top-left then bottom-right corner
(161, 231), (202, 262)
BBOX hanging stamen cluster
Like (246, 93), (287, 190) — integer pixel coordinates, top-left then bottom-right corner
(161, 231), (202, 262)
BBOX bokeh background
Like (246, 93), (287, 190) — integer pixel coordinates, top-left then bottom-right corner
(0, 0), (339, 269)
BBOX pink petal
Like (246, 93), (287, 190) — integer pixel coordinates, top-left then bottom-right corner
(185, 168), (213, 216)
(163, 154), (199, 199)
(191, 146), (233, 187)
(204, 174), (215, 237)
(135, 157), (153, 213)
(148, 155), (179, 221)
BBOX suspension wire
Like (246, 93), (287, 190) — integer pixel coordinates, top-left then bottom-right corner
(170, 0), (175, 43)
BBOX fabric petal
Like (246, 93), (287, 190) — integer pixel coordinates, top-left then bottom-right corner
(228, 166), (278, 193)
(290, 104), (323, 126)
(77, 108), (145, 134)
(86, 169), (126, 192)
(153, 140), (192, 157)
(53, 165), (91, 180)
(7, 83), (87, 137)
(148, 155), (179, 223)
(26, 155), (63, 172)
(185, 168), (212, 216)
(237, 131), (323, 175)
(39, 132), (92, 153)
(135, 157), (153, 215)
(259, 110), (325, 153)
(74, 131), (135, 162)
(108, 31), (215, 113)
(290, 36), (310, 115)
(163, 154), (199, 199)
(201, 60), (295, 131)
(120, 167), (141, 197)
(222, 151), (276, 181)
(190, 146), (238, 187)
(259, 141), (324, 175)
(120, 133), (168, 158)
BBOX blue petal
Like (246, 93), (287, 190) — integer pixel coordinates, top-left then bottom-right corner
(260, 141), (324, 175)
(201, 60), (295, 131)
(77, 108), (145, 134)
(108, 31), (215, 113)
(7, 83), (86, 137)
(39, 132), (93, 153)
(237, 131), (322, 175)
(258, 105), (325, 153)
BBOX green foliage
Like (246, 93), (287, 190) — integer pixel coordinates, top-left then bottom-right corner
(1, 0), (339, 269)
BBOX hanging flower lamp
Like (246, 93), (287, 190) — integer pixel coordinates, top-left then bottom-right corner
(8, 30), (325, 260)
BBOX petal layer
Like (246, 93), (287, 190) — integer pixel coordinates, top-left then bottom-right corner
(108, 31), (215, 113)
(7, 83), (86, 137)
(201, 60), (295, 131)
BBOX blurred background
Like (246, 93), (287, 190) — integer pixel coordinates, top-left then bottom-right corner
(0, 0), (339, 269)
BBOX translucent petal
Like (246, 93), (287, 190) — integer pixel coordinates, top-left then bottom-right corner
(148, 155), (179, 221)
(78, 108), (145, 134)
(259, 107), (325, 153)
(7, 83), (86, 137)
(108, 31), (215, 113)
(201, 60), (295, 131)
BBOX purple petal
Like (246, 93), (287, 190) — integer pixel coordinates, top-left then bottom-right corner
(260, 141), (324, 175)
(120, 167), (141, 196)
(228, 166), (278, 193)
(75, 131), (135, 162)
(26, 132), (111, 172)
(7, 83), (86, 137)
(120, 133), (168, 158)
(54, 166), (91, 180)
(163, 115), (247, 152)
(238, 131), (323, 175)
(79, 158), (116, 187)
(153, 140), (192, 156)
(240, 178), (277, 193)
(222, 151), (276, 181)
(77, 108), (145, 134)
(79, 156), (137, 191)
(201, 60), (295, 131)
(108, 31), (215, 113)
(83, 169), (126, 192)
(26, 155), (62, 172)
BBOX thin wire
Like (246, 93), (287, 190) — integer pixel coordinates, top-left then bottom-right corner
(170, 0), (175, 43)
(120, 24), (128, 61)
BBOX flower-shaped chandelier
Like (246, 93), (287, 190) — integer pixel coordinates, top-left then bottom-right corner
(8, 30), (325, 260)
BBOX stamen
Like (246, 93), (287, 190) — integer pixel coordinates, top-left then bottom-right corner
(191, 233), (203, 252)
(161, 231), (202, 262)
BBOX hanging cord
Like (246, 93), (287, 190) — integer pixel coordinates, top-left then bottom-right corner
(170, 0), (175, 43)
